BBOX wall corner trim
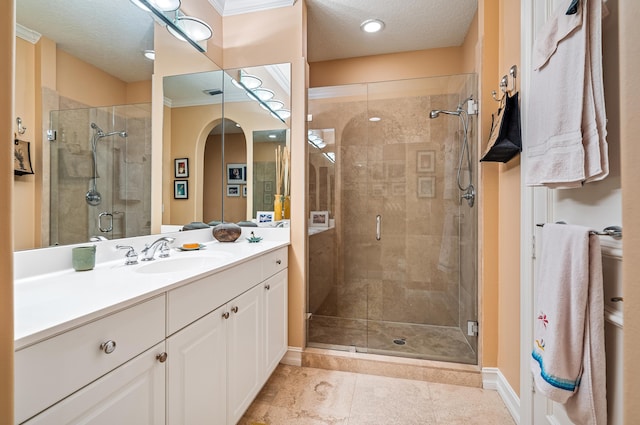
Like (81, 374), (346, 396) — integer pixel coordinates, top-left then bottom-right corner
(482, 367), (521, 424)
(280, 346), (303, 367)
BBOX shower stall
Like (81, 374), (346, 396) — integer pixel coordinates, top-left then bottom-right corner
(49, 103), (152, 246)
(307, 73), (478, 364)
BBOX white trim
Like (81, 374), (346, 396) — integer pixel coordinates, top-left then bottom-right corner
(483, 367), (521, 424)
(16, 23), (41, 44)
(209, 0), (295, 16)
(280, 346), (302, 366)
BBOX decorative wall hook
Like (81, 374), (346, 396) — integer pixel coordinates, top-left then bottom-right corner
(492, 65), (518, 102)
(16, 117), (27, 135)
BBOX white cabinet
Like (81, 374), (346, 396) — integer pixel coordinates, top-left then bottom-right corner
(24, 343), (166, 425)
(227, 284), (264, 424)
(166, 307), (227, 425)
(263, 269), (288, 378)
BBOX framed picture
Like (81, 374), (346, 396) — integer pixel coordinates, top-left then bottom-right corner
(174, 158), (189, 178)
(310, 211), (329, 227)
(417, 176), (435, 198)
(264, 181), (273, 193)
(174, 180), (188, 199)
(14, 139), (35, 176)
(227, 184), (240, 197)
(242, 186), (247, 197)
(417, 151), (435, 173)
(257, 211), (275, 223)
(227, 163), (246, 183)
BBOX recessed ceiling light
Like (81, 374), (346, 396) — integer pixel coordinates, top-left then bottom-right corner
(143, 49), (155, 60)
(361, 19), (385, 33)
(369, 116), (381, 122)
(268, 134), (277, 139)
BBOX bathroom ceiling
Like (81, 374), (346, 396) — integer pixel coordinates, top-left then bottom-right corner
(16, 0), (477, 82)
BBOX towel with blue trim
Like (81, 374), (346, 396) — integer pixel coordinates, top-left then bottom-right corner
(531, 223), (606, 424)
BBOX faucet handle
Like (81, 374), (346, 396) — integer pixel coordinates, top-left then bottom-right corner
(159, 241), (171, 258)
(115, 245), (138, 265)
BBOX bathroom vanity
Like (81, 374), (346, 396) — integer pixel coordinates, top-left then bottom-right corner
(13, 229), (289, 425)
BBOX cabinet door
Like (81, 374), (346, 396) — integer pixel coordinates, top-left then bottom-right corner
(167, 308), (227, 425)
(227, 284), (263, 425)
(263, 269), (288, 378)
(24, 343), (165, 425)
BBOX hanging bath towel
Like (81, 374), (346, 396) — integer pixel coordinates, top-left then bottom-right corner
(531, 223), (607, 424)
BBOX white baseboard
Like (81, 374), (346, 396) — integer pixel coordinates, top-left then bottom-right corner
(482, 367), (521, 424)
(280, 347), (303, 366)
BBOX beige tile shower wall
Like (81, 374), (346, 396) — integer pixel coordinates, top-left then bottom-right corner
(310, 90), (467, 327)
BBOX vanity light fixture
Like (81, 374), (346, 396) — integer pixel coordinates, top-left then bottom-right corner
(260, 99), (285, 111)
(167, 15), (213, 42)
(131, 0), (181, 12)
(360, 19), (385, 33)
(143, 49), (156, 60)
(271, 109), (291, 120)
(249, 88), (275, 101)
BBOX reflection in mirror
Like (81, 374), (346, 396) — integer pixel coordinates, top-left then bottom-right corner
(162, 64), (291, 226)
(16, 0), (156, 249)
(252, 130), (288, 219)
(308, 129), (336, 219)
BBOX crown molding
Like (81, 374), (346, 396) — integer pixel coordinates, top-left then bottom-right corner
(208, 0), (295, 17)
(16, 23), (41, 44)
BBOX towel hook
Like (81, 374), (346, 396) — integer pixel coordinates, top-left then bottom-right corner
(492, 65), (518, 102)
(16, 117), (27, 135)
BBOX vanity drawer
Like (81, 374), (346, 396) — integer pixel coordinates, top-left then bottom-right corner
(15, 295), (166, 424)
(262, 247), (288, 280)
(167, 256), (262, 335)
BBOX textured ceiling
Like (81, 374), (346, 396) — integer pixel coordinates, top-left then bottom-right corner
(305, 0), (478, 62)
(15, 0), (477, 83)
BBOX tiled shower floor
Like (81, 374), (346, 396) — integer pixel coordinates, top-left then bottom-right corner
(307, 315), (476, 364)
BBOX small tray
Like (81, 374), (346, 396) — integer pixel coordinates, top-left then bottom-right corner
(175, 243), (206, 251)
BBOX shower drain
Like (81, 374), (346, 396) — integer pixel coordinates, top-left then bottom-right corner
(392, 338), (407, 346)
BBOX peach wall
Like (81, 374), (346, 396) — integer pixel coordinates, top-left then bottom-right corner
(620, 1), (640, 421)
(310, 47), (465, 87)
(1, 0), (14, 421)
(496, 0), (521, 394)
(478, 0), (500, 369)
(222, 2), (307, 349)
(13, 38), (36, 251)
(126, 80), (152, 104)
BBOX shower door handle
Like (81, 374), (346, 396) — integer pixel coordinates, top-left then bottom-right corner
(376, 215), (381, 241)
(98, 212), (113, 233)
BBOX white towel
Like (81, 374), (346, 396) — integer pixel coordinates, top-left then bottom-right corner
(525, 0), (608, 188)
(531, 223), (606, 424)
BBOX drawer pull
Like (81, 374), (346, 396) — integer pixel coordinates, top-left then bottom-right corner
(611, 297), (624, 302)
(222, 312), (230, 319)
(265, 284), (271, 290)
(276, 259), (282, 265)
(231, 306), (239, 313)
(156, 352), (168, 363)
(100, 340), (117, 354)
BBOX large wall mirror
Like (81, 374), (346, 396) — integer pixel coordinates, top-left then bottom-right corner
(162, 64), (291, 227)
(15, 0), (290, 251)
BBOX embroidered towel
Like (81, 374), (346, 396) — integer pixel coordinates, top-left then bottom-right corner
(531, 223), (606, 424)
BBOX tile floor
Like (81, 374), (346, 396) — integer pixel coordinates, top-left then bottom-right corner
(239, 364), (515, 425)
(308, 315), (477, 364)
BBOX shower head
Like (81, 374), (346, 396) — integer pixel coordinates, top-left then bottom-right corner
(91, 123), (127, 138)
(429, 109), (462, 119)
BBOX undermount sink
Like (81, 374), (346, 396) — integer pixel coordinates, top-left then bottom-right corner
(135, 253), (231, 274)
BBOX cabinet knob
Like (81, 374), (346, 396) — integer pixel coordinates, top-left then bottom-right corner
(100, 340), (117, 354)
(276, 259), (282, 265)
(222, 311), (230, 319)
(265, 284), (271, 290)
(231, 306), (239, 313)
(611, 297), (624, 302)
(156, 352), (168, 363)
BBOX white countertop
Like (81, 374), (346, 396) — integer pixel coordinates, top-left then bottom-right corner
(14, 229), (289, 350)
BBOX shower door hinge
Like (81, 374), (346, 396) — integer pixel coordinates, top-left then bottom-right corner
(47, 129), (57, 141)
(467, 320), (479, 336)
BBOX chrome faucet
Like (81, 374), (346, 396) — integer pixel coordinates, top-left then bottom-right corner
(140, 237), (175, 261)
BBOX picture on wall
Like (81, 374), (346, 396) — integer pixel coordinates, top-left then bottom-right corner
(242, 186), (247, 197)
(310, 211), (329, 227)
(174, 158), (189, 178)
(227, 163), (246, 184)
(257, 211), (275, 223)
(227, 185), (240, 197)
(174, 180), (188, 199)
